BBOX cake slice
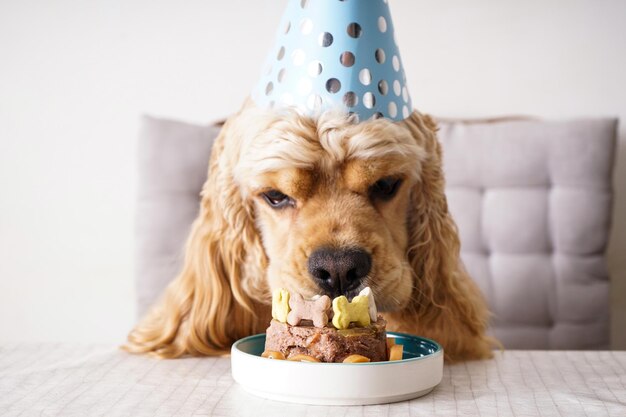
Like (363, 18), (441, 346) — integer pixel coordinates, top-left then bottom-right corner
(263, 287), (391, 363)
(265, 316), (388, 362)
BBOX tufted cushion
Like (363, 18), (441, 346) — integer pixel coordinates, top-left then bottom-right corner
(440, 118), (617, 349)
(135, 115), (617, 349)
(136, 116), (221, 315)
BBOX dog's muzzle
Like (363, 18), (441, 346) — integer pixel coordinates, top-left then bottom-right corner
(307, 247), (372, 298)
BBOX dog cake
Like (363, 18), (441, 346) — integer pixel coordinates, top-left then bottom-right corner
(263, 287), (403, 363)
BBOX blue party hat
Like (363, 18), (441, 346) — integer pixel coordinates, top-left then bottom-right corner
(252, 0), (412, 121)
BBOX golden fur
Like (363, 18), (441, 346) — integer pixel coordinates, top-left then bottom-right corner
(124, 101), (495, 362)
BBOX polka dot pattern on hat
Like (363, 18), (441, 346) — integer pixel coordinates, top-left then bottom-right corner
(252, 0), (412, 121)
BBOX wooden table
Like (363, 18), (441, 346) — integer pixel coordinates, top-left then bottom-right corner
(1, 345), (624, 416)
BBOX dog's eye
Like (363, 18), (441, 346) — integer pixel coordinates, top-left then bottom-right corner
(369, 177), (402, 201)
(262, 189), (293, 209)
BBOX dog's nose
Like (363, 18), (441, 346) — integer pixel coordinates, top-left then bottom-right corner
(308, 247), (372, 296)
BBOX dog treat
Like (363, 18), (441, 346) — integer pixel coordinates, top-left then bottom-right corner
(264, 288), (391, 363)
(312, 294), (335, 319)
(358, 287), (378, 322)
(261, 350), (285, 360)
(265, 314), (387, 362)
(389, 344), (404, 361)
(287, 354), (320, 362)
(343, 354), (371, 363)
(287, 292), (331, 328)
(332, 295), (371, 330)
(271, 288), (290, 323)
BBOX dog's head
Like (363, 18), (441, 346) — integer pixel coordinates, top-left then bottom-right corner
(126, 101), (469, 357)
(232, 106), (428, 311)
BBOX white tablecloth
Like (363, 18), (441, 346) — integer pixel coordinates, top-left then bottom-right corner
(0, 344), (624, 416)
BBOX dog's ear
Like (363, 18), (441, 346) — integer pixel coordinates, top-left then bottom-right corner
(398, 113), (493, 360)
(124, 117), (269, 358)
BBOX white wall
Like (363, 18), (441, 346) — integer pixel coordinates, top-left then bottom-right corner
(1, 0), (625, 347)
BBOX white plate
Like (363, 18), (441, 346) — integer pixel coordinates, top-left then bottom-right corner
(231, 331), (443, 405)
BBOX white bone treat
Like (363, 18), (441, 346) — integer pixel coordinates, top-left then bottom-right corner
(359, 287), (378, 322)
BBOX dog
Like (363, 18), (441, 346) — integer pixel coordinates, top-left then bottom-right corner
(125, 100), (494, 362)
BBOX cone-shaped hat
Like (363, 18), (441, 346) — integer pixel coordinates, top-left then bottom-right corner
(252, 0), (412, 121)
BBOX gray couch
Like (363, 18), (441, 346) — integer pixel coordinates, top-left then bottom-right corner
(136, 115), (617, 349)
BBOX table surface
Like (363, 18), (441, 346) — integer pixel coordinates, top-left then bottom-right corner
(0, 345), (625, 417)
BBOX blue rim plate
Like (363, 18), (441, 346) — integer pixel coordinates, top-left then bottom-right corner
(232, 331), (442, 365)
(231, 331), (444, 405)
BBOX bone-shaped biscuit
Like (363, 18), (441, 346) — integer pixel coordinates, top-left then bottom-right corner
(271, 288), (290, 323)
(287, 292), (331, 328)
(312, 294), (334, 319)
(332, 295), (371, 329)
(358, 287), (378, 322)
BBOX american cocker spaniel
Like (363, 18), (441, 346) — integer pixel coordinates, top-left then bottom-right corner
(125, 101), (494, 362)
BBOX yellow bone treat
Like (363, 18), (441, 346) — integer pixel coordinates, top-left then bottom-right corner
(271, 288), (290, 323)
(331, 295), (371, 329)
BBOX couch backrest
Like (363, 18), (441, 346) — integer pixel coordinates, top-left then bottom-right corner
(439, 118), (616, 349)
(136, 115), (617, 349)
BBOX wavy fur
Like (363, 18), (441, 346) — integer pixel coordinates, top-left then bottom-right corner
(124, 103), (495, 361)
